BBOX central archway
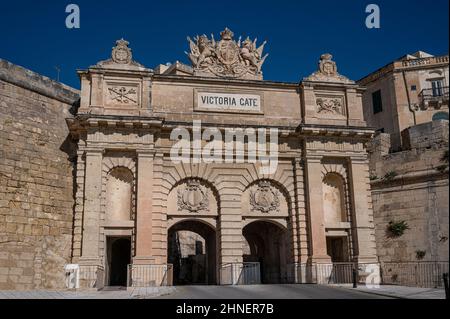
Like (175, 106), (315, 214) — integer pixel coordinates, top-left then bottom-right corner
(243, 220), (288, 284)
(168, 220), (217, 285)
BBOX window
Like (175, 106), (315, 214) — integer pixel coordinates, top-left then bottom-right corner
(431, 80), (444, 97)
(411, 85), (417, 91)
(372, 90), (383, 114)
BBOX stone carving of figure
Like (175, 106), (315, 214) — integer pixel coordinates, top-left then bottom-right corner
(187, 35), (215, 68)
(240, 37), (267, 74)
(186, 28), (268, 79)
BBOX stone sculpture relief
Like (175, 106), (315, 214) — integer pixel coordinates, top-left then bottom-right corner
(304, 53), (354, 84)
(316, 97), (344, 115)
(186, 28), (268, 79)
(107, 86), (138, 105)
(95, 38), (145, 69)
(112, 39), (133, 64)
(177, 179), (209, 213)
(249, 180), (280, 213)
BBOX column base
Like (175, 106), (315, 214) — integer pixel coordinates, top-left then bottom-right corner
(78, 257), (104, 290)
(287, 263), (316, 284)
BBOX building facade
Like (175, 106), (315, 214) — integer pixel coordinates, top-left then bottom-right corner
(360, 51), (449, 280)
(358, 51), (449, 152)
(1, 29), (380, 289)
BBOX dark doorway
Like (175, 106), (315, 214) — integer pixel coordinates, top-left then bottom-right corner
(107, 237), (131, 287)
(168, 220), (217, 285)
(243, 221), (289, 284)
(326, 236), (349, 262)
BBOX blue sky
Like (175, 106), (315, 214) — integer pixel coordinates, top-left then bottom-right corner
(0, 0), (448, 89)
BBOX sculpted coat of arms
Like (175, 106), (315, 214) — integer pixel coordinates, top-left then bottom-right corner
(177, 179), (209, 213)
(111, 39), (132, 64)
(250, 180), (280, 213)
(186, 28), (268, 79)
(304, 53), (354, 84)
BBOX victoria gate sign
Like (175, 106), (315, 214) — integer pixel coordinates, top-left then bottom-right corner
(195, 91), (262, 113)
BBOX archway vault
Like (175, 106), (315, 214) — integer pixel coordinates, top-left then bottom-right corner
(167, 219), (218, 285)
(243, 220), (291, 284)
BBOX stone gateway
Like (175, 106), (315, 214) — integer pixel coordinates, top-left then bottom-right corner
(0, 29), (379, 289)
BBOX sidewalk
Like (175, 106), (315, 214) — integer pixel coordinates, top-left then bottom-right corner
(335, 284), (446, 299)
(0, 286), (175, 299)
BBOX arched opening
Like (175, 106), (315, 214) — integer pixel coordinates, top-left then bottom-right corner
(243, 220), (288, 284)
(168, 220), (217, 285)
(106, 237), (131, 287)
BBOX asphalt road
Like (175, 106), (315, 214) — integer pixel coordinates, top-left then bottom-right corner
(156, 284), (390, 299)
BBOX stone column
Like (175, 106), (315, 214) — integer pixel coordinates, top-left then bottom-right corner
(133, 149), (155, 265)
(304, 156), (331, 264)
(217, 179), (243, 285)
(79, 149), (104, 289)
(348, 157), (378, 264)
(291, 158), (311, 283)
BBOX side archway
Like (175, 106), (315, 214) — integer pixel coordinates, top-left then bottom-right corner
(167, 219), (217, 285)
(243, 220), (289, 284)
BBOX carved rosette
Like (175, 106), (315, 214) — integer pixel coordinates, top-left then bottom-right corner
(250, 180), (280, 213)
(186, 28), (268, 79)
(177, 179), (209, 213)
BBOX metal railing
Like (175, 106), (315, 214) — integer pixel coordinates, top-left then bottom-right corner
(380, 261), (449, 288)
(220, 262), (261, 285)
(419, 86), (449, 103)
(127, 264), (173, 287)
(316, 262), (356, 284)
(298, 261), (449, 288)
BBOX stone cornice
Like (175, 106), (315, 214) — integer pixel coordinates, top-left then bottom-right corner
(66, 114), (164, 138)
(298, 124), (375, 139)
(358, 54), (449, 86)
(152, 74), (300, 90)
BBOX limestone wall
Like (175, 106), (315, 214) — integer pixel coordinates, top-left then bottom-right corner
(0, 59), (79, 289)
(368, 121), (449, 262)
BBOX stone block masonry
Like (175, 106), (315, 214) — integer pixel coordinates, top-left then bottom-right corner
(0, 59), (79, 290)
(368, 123), (449, 263)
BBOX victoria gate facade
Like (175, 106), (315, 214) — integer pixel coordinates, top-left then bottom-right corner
(67, 29), (378, 289)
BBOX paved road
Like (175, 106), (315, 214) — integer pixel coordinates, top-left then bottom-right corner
(156, 284), (389, 299)
(0, 285), (398, 299)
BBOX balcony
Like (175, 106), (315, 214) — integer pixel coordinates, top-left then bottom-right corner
(419, 86), (449, 110)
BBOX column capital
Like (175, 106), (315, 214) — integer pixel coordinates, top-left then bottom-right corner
(304, 155), (323, 163)
(136, 149), (155, 157)
(84, 148), (104, 155)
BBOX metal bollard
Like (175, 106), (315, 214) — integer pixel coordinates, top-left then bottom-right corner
(352, 268), (358, 288)
(443, 273), (449, 300)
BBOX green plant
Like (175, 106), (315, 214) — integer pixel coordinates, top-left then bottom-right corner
(383, 171), (398, 181)
(436, 164), (448, 173)
(369, 174), (378, 181)
(387, 220), (409, 237)
(415, 250), (426, 260)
